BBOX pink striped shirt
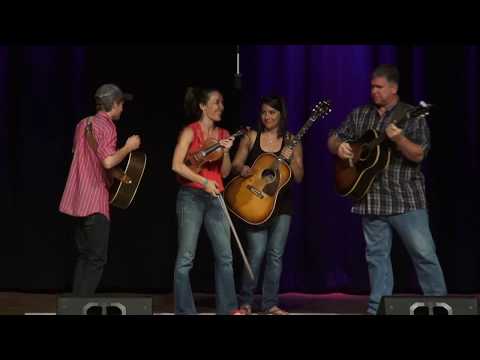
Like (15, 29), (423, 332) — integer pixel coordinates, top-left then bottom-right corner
(59, 111), (117, 220)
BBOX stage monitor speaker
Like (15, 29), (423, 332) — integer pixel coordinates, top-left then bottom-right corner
(57, 296), (153, 315)
(378, 296), (478, 315)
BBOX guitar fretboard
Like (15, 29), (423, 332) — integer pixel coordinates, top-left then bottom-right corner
(276, 100), (332, 161)
(369, 106), (427, 149)
(290, 117), (316, 147)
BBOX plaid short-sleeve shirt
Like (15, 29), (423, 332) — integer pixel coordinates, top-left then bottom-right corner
(332, 101), (430, 216)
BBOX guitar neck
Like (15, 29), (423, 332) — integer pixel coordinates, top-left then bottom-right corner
(373, 108), (416, 147)
(278, 99), (331, 157)
(288, 117), (315, 148)
(276, 118), (315, 163)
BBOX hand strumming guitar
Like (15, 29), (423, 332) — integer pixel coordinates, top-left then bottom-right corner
(240, 165), (253, 177)
(126, 135), (141, 152)
(337, 142), (353, 160)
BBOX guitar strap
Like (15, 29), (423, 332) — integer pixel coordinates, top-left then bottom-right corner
(85, 117), (99, 151)
(381, 102), (412, 150)
(384, 102), (411, 129)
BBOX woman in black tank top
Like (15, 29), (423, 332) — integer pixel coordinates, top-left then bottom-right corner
(231, 96), (304, 315)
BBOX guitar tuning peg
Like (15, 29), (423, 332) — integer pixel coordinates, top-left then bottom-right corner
(419, 101), (433, 108)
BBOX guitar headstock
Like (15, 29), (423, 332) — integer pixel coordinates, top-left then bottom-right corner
(290, 99), (332, 145)
(310, 99), (333, 121)
(409, 101), (432, 119)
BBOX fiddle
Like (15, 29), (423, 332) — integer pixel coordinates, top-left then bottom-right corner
(185, 127), (249, 173)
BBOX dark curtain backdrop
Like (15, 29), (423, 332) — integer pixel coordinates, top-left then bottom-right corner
(240, 45), (480, 294)
(1, 44), (479, 294)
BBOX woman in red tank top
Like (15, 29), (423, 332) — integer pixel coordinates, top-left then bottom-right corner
(171, 86), (244, 315)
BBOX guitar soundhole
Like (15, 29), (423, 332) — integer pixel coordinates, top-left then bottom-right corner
(261, 168), (276, 183)
(359, 145), (370, 161)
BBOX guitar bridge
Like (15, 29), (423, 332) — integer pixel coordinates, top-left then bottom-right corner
(246, 185), (264, 199)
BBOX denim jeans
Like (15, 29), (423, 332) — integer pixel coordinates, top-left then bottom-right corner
(72, 213), (110, 296)
(362, 208), (447, 314)
(174, 187), (238, 314)
(238, 214), (291, 311)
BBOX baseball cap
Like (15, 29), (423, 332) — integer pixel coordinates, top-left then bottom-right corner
(94, 83), (133, 106)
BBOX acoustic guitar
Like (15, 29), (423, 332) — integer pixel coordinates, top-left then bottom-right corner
(109, 150), (147, 209)
(224, 100), (332, 225)
(334, 101), (431, 201)
(85, 117), (146, 209)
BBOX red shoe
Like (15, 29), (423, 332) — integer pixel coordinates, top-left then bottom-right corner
(230, 309), (246, 315)
(230, 305), (251, 315)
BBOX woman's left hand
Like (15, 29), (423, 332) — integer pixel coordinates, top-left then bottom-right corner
(280, 146), (294, 160)
(219, 136), (234, 150)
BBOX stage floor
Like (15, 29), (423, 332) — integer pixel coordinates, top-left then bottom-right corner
(0, 292), (370, 315)
(4, 292), (477, 315)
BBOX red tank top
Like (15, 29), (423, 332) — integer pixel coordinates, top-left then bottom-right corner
(178, 121), (230, 192)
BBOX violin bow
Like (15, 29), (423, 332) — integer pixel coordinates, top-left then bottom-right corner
(217, 194), (255, 281)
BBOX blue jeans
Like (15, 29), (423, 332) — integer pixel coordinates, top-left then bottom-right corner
(362, 209), (447, 314)
(174, 187), (238, 315)
(239, 214), (291, 311)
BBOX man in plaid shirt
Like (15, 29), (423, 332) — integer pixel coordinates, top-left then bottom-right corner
(328, 65), (447, 314)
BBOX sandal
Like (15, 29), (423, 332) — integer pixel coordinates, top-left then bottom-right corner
(237, 304), (252, 315)
(264, 306), (288, 315)
(231, 308), (247, 315)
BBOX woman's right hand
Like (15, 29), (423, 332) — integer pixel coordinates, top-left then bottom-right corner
(203, 179), (220, 196)
(240, 165), (253, 178)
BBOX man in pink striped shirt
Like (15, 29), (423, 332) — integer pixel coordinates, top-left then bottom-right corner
(59, 84), (141, 296)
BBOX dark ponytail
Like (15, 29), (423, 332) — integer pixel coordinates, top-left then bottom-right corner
(184, 86), (220, 121)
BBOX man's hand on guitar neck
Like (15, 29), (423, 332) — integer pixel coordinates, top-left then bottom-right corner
(385, 123), (425, 163)
(385, 123), (403, 142)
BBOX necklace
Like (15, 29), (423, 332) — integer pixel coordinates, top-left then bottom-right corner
(264, 133), (276, 144)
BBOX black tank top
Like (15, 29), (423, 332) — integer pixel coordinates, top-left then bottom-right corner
(245, 132), (293, 217)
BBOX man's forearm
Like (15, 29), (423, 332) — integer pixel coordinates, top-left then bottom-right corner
(328, 135), (343, 155)
(393, 135), (424, 162)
